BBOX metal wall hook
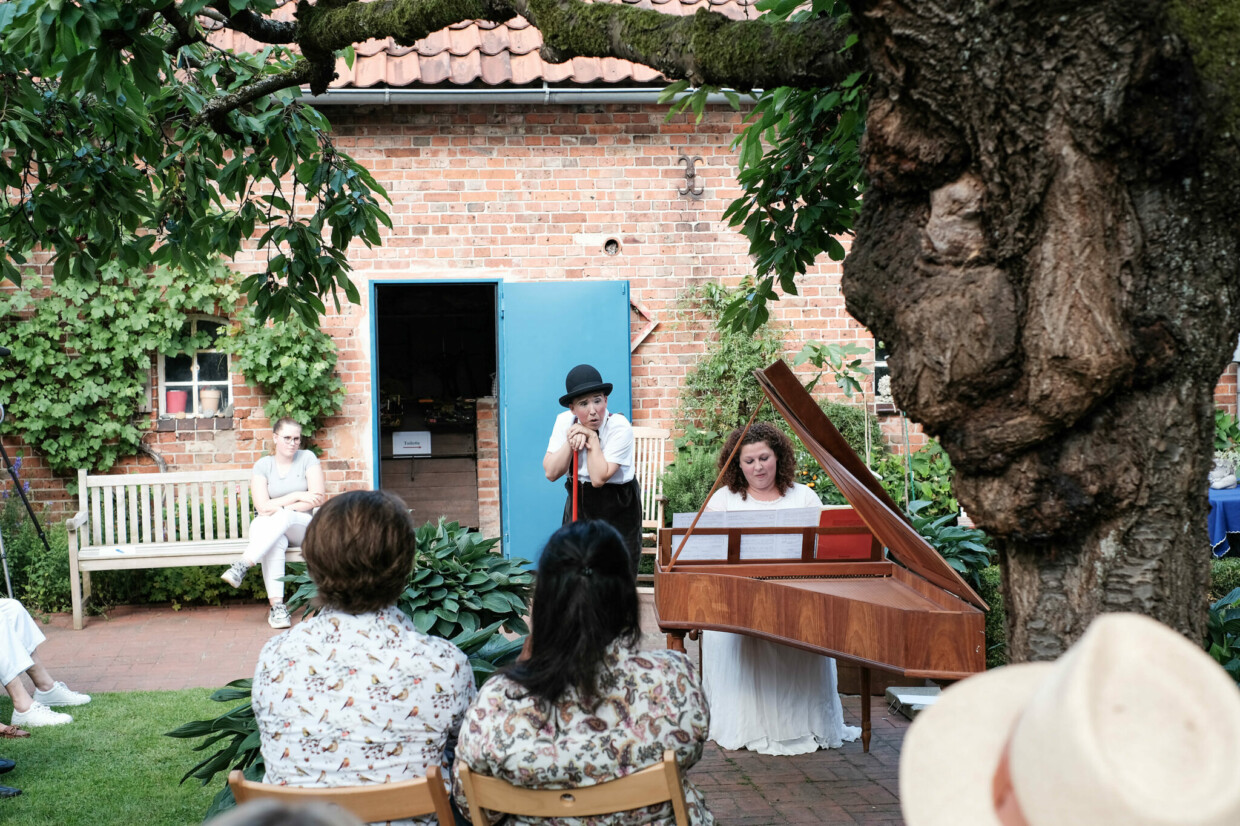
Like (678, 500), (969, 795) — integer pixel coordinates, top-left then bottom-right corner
(678, 153), (704, 197)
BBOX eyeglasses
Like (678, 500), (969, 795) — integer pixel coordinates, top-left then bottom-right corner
(276, 435), (301, 443)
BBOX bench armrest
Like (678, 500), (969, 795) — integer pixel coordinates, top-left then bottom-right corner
(66, 511), (88, 531)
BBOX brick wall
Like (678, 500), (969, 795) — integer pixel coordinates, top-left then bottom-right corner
(1216, 362), (1238, 417)
(12, 100), (1230, 522)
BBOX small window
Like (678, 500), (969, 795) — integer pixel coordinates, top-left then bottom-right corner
(158, 316), (232, 416)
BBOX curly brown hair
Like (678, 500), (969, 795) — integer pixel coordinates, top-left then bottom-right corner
(302, 490), (416, 614)
(717, 422), (797, 499)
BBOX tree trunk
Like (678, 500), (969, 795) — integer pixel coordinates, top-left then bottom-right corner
(840, 0), (1240, 658)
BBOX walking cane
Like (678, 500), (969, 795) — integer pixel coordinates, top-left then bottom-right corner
(571, 449), (580, 522)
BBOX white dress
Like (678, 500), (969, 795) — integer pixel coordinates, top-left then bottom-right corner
(701, 482), (862, 755)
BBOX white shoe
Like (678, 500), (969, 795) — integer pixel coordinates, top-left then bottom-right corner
(268, 603), (291, 629)
(221, 560), (250, 588)
(34, 681), (91, 707)
(12, 701), (72, 728)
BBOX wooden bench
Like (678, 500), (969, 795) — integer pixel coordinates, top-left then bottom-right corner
(67, 468), (301, 630)
(633, 427), (670, 583)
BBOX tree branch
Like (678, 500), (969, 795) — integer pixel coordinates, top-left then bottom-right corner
(207, 1), (297, 44)
(516, 0), (860, 91)
(193, 59), (313, 130)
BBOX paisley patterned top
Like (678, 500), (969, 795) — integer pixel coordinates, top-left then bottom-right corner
(452, 639), (716, 825)
(252, 606), (475, 825)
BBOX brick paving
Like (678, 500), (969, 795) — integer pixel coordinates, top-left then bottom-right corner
(32, 600), (910, 825)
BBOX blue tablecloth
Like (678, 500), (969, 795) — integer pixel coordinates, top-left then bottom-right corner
(1208, 487), (1240, 557)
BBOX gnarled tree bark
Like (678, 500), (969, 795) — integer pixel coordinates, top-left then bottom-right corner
(841, 0), (1240, 657)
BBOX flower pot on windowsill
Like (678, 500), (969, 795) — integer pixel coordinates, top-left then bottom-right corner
(166, 390), (189, 415)
(200, 389), (223, 416)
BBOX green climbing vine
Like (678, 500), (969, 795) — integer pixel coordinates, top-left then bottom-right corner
(220, 307), (345, 435)
(0, 262), (239, 475)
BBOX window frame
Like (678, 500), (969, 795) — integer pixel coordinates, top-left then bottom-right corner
(157, 314), (233, 417)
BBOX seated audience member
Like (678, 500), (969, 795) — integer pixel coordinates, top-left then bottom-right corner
(452, 520), (715, 826)
(2, 598), (90, 728)
(251, 490), (475, 826)
(209, 799), (362, 826)
(899, 612), (1240, 826)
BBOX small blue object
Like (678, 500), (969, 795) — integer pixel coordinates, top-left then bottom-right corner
(1208, 487), (1240, 557)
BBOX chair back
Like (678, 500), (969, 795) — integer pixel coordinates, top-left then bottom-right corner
(457, 749), (690, 826)
(227, 765), (455, 825)
(632, 427), (670, 531)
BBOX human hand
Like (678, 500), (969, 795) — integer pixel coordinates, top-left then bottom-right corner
(257, 503), (280, 517)
(302, 491), (327, 508)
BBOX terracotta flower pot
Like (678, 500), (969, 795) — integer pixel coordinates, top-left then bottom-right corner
(200, 389), (223, 416)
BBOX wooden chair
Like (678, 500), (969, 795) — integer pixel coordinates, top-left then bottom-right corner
(457, 749), (690, 826)
(227, 766), (456, 825)
(633, 426), (671, 583)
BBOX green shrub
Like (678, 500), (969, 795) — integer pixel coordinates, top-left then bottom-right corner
(169, 519), (531, 820)
(1211, 558), (1240, 601)
(1205, 586), (1240, 687)
(660, 432), (722, 524)
(977, 565), (1007, 669)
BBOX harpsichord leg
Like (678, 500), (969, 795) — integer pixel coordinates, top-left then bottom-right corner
(666, 630), (687, 652)
(860, 667), (872, 753)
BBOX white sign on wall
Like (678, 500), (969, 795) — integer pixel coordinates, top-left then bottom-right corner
(392, 431), (432, 456)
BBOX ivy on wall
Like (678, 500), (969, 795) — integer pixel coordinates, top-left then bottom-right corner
(0, 262), (238, 474)
(220, 307), (345, 436)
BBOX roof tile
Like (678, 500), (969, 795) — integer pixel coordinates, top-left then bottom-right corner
(208, 0), (757, 90)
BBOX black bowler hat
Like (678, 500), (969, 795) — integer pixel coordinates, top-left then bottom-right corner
(559, 364), (613, 407)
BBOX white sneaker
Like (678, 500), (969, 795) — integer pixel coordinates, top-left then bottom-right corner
(12, 701), (72, 728)
(221, 560), (250, 588)
(34, 681), (91, 707)
(268, 603), (291, 629)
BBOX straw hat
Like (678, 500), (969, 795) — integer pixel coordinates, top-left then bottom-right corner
(900, 612), (1240, 826)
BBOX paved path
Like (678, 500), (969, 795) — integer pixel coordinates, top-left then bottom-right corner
(33, 601), (909, 825)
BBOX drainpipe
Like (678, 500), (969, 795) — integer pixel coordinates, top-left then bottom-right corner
(305, 85), (744, 107)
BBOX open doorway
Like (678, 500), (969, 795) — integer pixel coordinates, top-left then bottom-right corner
(374, 283), (497, 529)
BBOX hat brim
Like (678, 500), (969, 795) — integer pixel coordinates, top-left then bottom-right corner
(899, 662), (1054, 826)
(559, 382), (613, 407)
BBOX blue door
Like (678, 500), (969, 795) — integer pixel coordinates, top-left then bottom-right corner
(498, 281), (631, 564)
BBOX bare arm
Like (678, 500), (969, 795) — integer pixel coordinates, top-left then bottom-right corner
(283, 461), (327, 512)
(580, 427), (620, 488)
(543, 440), (573, 482)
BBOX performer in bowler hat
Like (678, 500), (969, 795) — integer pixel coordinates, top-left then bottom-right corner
(542, 364), (641, 576)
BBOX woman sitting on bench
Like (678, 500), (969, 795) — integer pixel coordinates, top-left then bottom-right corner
(220, 416), (326, 629)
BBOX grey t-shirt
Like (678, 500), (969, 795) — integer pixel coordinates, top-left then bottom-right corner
(253, 451), (320, 500)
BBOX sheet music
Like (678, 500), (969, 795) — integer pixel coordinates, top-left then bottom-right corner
(671, 507), (822, 560)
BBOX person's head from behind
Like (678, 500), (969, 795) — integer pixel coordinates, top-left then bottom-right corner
(510, 520), (639, 705)
(718, 421), (796, 498)
(302, 490), (415, 615)
(208, 800), (362, 826)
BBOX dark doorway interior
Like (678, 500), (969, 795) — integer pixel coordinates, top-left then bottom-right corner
(375, 283), (497, 529)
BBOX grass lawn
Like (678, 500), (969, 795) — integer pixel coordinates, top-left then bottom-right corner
(0, 689), (228, 825)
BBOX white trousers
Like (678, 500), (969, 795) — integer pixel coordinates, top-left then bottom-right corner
(0, 598), (45, 686)
(242, 509), (313, 602)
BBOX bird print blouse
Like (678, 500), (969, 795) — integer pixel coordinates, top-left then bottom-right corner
(253, 605), (476, 825)
(452, 638), (716, 825)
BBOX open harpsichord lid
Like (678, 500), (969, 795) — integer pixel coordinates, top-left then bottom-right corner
(755, 360), (988, 611)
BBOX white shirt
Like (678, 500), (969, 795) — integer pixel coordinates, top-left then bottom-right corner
(706, 481), (822, 512)
(546, 410), (635, 484)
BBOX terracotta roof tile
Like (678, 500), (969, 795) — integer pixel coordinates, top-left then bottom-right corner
(208, 0), (757, 89)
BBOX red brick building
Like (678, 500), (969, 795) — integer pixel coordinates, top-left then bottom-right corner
(5, 1), (1236, 556)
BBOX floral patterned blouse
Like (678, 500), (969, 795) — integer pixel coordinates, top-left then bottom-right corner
(253, 606), (476, 825)
(452, 638), (715, 826)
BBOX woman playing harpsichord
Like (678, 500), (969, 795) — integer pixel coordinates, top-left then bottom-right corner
(702, 422), (861, 755)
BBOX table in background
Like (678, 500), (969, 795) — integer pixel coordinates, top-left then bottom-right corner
(1208, 487), (1240, 557)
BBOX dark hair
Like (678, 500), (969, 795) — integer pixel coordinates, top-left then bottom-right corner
(272, 417), (302, 436)
(302, 490), (416, 614)
(504, 520), (639, 706)
(717, 421), (796, 499)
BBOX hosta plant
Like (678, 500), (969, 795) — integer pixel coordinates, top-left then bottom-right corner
(908, 499), (995, 590)
(167, 519), (531, 819)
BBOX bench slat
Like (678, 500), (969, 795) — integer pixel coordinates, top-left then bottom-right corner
(90, 487), (102, 546)
(127, 485), (139, 544)
(103, 485), (115, 546)
(178, 483), (190, 542)
(191, 483), (202, 540)
(82, 469), (252, 487)
(215, 482), (226, 540)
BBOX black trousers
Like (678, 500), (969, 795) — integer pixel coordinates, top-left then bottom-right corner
(562, 477), (643, 578)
